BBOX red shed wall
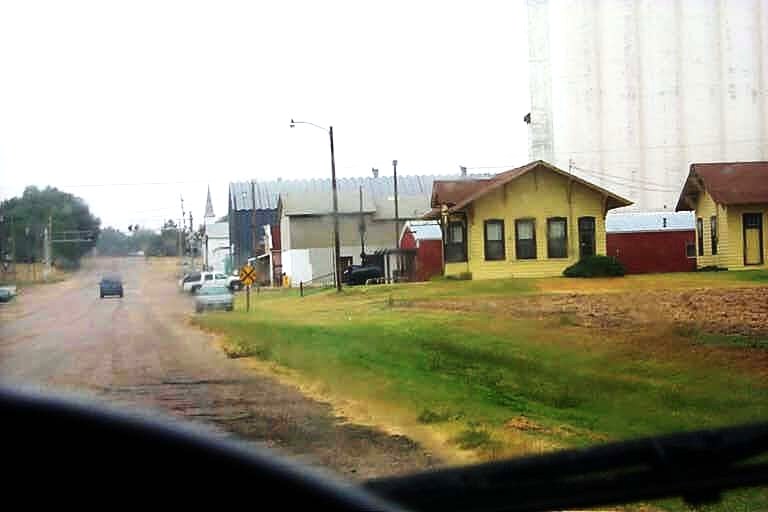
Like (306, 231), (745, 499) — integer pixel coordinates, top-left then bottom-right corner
(400, 229), (443, 281)
(607, 230), (696, 274)
(416, 239), (443, 281)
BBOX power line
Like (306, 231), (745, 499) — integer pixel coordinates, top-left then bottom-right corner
(572, 170), (677, 193)
(571, 165), (680, 192)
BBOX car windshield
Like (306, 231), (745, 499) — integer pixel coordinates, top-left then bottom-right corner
(1, 2), (766, 511)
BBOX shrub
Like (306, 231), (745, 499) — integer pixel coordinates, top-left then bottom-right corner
(563, 255), (625, 278)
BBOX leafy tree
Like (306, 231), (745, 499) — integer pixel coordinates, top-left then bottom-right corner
(0, 186), (100, 266)
(95, 227), (135, 256)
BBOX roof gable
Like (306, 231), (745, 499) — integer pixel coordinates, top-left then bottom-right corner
(440, 160), (632, 213)
(676, 162), (768, 210)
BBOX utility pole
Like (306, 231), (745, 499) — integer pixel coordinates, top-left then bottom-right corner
(43, 216), (52, 281)
(330, 126), (341, 293)
(289, 119), (341, 292)
(189, 211), (194, 270)
(393, 159), (400, 249)
(251, 179), (257, 258)
(359, 185), (366, 263)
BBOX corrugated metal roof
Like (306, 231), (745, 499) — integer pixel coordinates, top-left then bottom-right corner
(606, 211), (695, 233)
(229, 174), (481, 211)
(676, 161), (768, 211)
(404, 221), (443, 241)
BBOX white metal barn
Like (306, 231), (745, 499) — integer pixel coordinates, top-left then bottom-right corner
(527, 0), (768, 211)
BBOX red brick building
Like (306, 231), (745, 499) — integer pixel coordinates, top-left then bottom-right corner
(400, 222), (443, 281)
(606, 212), (696, 274)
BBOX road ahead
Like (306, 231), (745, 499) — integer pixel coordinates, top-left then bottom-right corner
(0, 257), (434, 479)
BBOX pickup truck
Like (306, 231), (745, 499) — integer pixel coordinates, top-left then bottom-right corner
(179, 272), (241, 293)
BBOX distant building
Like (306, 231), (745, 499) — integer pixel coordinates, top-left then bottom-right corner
(399, 221), (443, 282)
(278, 190), (434, 285)
(228, 171), (483, 273)
(676, 162), (768, 270)
(202, 222), (230, 273)
(606, 211), (696, 274)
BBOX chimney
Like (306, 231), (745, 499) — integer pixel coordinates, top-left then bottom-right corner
(460, 166), (467, 177)
(372, 168), (379, 178)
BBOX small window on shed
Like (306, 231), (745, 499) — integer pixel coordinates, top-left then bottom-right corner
(685, 242), (696, 258)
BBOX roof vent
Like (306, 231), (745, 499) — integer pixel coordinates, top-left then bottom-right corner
(372, 168), (379, 178)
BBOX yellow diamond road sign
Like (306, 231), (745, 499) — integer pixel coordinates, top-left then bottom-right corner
(239, 264), (256, 287)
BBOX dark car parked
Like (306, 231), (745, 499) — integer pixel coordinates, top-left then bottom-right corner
(342, 265), (383, 286)
(99, 275), (124, 298)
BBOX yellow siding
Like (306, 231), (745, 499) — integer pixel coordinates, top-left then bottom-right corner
(445, 261), (470, 275)
(446, 168), (608, 279)
(693, 188), (768, 270)
(725, 205), (768, 270)
(694, 189), (726, 268)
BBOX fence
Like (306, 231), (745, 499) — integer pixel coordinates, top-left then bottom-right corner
(0, 263), (63, 283)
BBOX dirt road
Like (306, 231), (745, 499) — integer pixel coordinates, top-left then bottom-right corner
(0, 257), (435, 479)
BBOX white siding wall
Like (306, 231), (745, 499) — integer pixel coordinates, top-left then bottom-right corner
(528, 0), (768, 211)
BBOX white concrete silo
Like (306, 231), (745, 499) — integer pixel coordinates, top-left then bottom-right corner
(527, 0), (768, 211)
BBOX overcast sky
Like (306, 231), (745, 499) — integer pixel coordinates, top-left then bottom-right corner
(0, 0), (530, 231)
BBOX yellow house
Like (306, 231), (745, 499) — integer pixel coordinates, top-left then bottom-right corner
(427, 160), (632, 279)
(676, 162), (768, 270)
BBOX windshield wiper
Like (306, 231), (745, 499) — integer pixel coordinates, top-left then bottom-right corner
(365, 422), (768, 512)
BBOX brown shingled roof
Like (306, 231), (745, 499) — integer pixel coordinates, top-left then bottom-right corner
(676, 161), (768, 211)
(430, 179), (490, 208)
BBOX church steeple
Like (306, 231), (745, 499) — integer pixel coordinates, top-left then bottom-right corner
(204, 185), (215, 218)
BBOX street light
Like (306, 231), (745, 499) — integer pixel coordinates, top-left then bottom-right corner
(290, 118), (342, 293)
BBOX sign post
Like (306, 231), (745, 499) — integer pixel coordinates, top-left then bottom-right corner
(239, 264), (256, 313)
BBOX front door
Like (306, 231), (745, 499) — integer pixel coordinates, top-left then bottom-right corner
(743, 213), (764, 265)
(578, 217), (596, 259)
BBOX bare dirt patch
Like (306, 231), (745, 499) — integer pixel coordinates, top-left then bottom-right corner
(420, 286), (768, 337)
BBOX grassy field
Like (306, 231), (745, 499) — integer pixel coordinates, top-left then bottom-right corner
(193, 270), (768, 511)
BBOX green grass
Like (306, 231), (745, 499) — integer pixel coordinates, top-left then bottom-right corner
(198, 310), (766, 442)
(195, 272), (768, 510)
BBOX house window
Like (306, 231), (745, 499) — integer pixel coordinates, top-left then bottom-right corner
(697, 218), (704, 256)
(445, 221), (467, 263)
(710, 216), (718, 255)
(685, 242), (696, 258)
(483, 220), (505, 261)
(515, 219), (537, 260)
(547, 217), (568, 258)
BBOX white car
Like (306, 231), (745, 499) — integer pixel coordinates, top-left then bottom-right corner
(194, 285), (234, 313)
(179, 271), (230, 294)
